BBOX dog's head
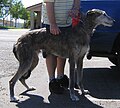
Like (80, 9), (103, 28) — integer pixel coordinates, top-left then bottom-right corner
(86, 9), (114, 27)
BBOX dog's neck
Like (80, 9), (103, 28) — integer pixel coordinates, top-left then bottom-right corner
(73, 12), (98, 36)
(72, 21), (95, 39)
(82, 17), (97, 35)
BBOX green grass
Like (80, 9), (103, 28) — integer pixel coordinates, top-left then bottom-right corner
(0, 26), (16, 29)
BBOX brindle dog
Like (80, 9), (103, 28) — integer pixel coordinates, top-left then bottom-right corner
(9, 9), (114, 102)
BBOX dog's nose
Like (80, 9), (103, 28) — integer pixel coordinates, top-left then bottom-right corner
(110, 18), (115, 24)
(111, 17), (115, 23)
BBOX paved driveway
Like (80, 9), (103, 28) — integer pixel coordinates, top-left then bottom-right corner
(0, 29), (120, 108)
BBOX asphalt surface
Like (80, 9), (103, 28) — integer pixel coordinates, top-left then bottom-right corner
(0, 29), (120, 108)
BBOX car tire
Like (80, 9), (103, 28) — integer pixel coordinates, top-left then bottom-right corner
(108, 34), (120, 70)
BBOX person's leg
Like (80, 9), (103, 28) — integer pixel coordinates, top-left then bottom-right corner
(57, 57), (66, 78)
(46, 54), (64, 94)
(57, 57), (69, 88)
(46, 54), (57, 81)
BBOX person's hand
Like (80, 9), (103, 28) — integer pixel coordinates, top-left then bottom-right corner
(50, 24), (61, 35)
(68, 7), (79, 18)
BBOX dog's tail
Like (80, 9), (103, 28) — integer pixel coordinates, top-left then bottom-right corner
(13, 44), (19, 60)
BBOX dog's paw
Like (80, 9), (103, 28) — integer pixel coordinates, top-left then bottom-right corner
(27, 86), (36, 91)
(82, 89), (90, 95)
(78, 89), (90, 95)
(10, 96), (19, 102)
(70, 95), (79, 101)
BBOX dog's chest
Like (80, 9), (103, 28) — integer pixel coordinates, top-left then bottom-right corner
(73, 44), (89, 59)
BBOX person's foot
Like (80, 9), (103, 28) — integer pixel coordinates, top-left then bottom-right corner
(58, 75), (79, 89)
(58, 75), (69, 88)
(49, 79), (64, 94)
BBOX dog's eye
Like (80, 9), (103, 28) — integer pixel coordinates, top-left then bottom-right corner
(87, 11), (95, 16)
(103, 11), (106, 15)
(104, 13), (109, 17)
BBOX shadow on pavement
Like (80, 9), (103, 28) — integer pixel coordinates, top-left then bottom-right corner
(16, 92), (103, 108)
(16, 94), (44, 108)
(48, 92), (103, 108)
(83, 66), (120, 99)
(15, 66), (120, 108)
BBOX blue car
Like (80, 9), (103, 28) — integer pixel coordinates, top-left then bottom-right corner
(81, 0), (120, 71)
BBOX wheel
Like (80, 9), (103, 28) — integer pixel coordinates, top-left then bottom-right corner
(86, 52), (92, 60)
(108, 34), (120, 70)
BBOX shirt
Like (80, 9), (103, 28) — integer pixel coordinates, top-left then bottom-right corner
(42, 0), (74, 27)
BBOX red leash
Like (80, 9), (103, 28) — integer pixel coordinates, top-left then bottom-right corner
(72, 13), (80, 27)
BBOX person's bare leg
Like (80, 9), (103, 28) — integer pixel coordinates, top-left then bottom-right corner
(46, 55), (64, 94)
(46, 54), (57, 81)
(57, 57), (66, 78)
(57, 57), (69, 88)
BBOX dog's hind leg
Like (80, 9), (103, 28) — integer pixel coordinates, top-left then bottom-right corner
(76, 57), (89, 95)
(19, 52), (39, 91)
(69, 57), (79, 101)
(9, 48), (33, 102)
(9, 61), (32, 102)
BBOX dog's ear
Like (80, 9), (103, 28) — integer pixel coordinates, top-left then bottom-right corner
(87, 10), (96, 16)
(87, 9), (103, 17)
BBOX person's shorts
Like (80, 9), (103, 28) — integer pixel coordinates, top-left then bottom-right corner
(42, 50), (49, 58)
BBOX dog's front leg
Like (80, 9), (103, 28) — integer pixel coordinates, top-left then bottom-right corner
(69, 57), (79, 101)
(76, 57), (89, 95)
